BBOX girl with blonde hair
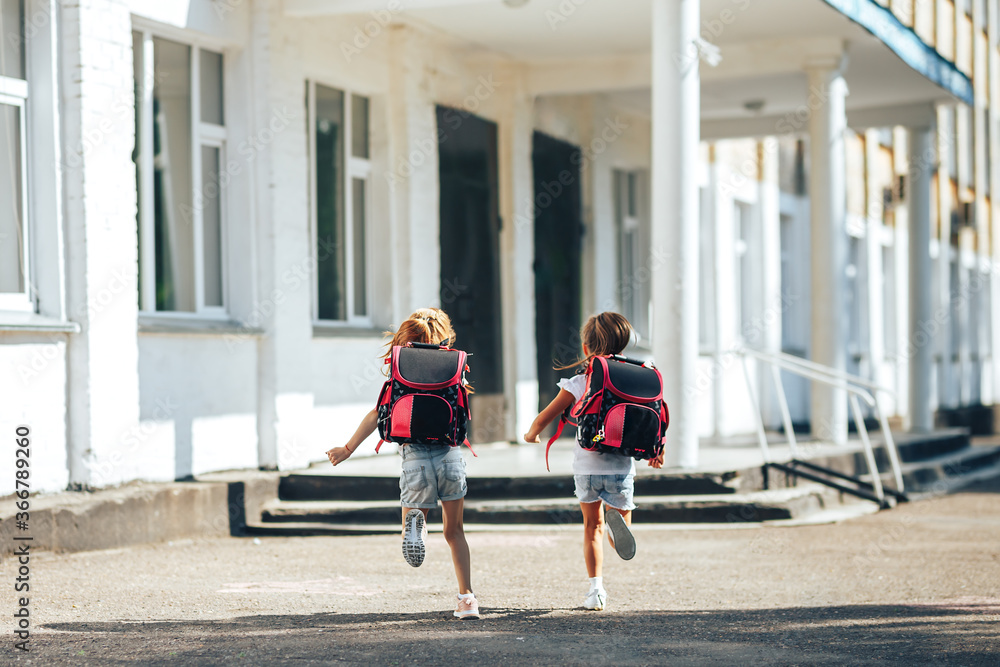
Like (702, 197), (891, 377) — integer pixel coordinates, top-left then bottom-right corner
(327, 307), (479, 619)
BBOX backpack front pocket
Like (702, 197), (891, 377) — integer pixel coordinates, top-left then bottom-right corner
(603, 404), (660, 452)
(390, 394), (454, 441)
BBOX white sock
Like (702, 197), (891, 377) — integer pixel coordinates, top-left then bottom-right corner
(458, 592), (475, 599)
(589, 576), (603, 591)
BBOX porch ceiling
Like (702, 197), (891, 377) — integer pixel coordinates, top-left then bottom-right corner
(290, 0), (967, 132)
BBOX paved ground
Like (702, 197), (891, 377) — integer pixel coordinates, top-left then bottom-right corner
(3, 477), (999, 666)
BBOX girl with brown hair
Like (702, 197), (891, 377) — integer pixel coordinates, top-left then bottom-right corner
(524, 312), (665, 611)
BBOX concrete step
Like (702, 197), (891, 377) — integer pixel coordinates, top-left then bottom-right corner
(277, 471), (744, 502)
(862, 444), (1000, 493)
(258, 482), (850, 527)
(879, 428), (970, 466)
(244, 499), (881, 538)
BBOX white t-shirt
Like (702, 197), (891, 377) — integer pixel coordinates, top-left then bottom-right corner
(557, 374), (636, 476)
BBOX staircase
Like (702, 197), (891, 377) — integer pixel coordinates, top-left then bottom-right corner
(240, 430), (1000, 537)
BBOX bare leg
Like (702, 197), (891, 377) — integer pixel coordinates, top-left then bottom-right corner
(605, 505), (632, 549)
(580, 501), (605, 578)
(440, 498), (472, 594)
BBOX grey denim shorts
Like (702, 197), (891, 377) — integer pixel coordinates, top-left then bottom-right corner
(399, 443), (467, 509)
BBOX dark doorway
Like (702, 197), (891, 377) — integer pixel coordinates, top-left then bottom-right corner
(437, 106), (504, 441)
(533, 131), (583, 412)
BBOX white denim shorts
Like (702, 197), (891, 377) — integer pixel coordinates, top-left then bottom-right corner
(399, 443), (467, 509)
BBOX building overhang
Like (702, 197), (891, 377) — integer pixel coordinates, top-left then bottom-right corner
(286, 0), (972, 135)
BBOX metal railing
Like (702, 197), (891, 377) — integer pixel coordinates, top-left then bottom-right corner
(735, 346), (906, 507)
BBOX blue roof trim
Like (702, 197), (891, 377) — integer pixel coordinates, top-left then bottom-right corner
(820, 0), (974, 105)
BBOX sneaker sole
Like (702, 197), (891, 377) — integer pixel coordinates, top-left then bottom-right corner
(454, 611), (481, 619)
(402, 510), (425, 567)
(605, 509), (636, 560)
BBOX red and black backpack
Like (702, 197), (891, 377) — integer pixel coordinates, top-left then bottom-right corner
(376, 343), (473, 453)
(546, 355), (668, 470)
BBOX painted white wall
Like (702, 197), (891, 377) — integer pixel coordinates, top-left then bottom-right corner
(0, 338), (69, 494)
(61, 0), (143, 488)
(137, 335), (258, 478)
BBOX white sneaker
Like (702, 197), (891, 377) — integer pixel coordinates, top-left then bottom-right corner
(454, 594), (480, 619)
(583, 586), (607, 611)
(402, 509), (426, 567)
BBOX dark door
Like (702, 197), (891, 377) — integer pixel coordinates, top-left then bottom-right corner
(437, 106), (504, 440)
(533, 132), (583, 412)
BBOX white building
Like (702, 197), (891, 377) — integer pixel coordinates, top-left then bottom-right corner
(1, 0), (997, 494)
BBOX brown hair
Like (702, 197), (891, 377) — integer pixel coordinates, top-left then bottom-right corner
(381, 307), (458, 365)
(557, 311), (633, 370)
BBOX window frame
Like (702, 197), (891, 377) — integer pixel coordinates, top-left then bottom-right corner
(0, 0), (31, 312)
(0, 89), (30, 311)
(133, 26), (229, 319)
(307, 78), (373, 327)
(612, 168), (651, 344)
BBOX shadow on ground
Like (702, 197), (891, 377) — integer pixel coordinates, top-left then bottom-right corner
(33, 602), (1000, 666)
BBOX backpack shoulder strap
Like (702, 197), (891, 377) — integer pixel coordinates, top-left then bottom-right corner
(462, 438), (478, 457)
(544, 407), (573, 473)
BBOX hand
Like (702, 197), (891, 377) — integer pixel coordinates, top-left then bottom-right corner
(523, 431), (540, 444)
(647, 451), (665, 469)
(327, 446), (353, 467)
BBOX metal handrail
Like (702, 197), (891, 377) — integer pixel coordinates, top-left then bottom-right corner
(740, 347), (905, 494)
(765, 348), (895, 395)
(734, 346), (905, 502)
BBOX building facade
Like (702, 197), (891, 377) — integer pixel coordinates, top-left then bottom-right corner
(0, 0), (997, 495)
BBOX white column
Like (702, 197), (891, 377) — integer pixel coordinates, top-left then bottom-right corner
(758, 139), (783, 428)
(61, 0), (142, 486)
(806, 60), (849, 445)
(908, 126), (935, 432)
(652, 0), (700, 468)
(988, 0), (1000, 408)
(387, 26), (440, 318)
(251, 2), (315, 471)
(864, 129), (886, 392)
(935, 105), (955, 410)
(498, 66), (539, 441)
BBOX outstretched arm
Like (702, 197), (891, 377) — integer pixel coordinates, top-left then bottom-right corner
(523, 390), (576, 443)
(327, 408), (378, 466)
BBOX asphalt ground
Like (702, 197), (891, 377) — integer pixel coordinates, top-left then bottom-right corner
(2, 476), (999, 666)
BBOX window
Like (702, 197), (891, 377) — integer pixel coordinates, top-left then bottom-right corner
(949, 255), (963, 362)
(882, 245), (896, 358)
(734, 201), (755, 341)
(698, 186), (715, 349)
(845, 236), (869, 371)
(613, 170), (650, 341)
(133, 31), (227, 315)
(0, 0), (30, 311)
(779, 214), (804, 355)
(308, 81), (371, 323)
(943, 106), (958, 182)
